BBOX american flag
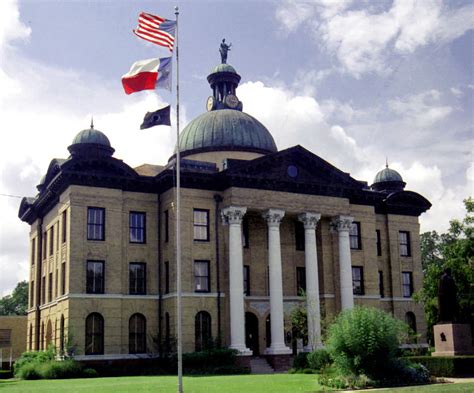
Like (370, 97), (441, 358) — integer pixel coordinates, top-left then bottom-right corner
(133, 12), (176, 52)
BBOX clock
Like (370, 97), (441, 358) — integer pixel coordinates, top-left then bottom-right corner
(206, 96), (215, 111)
(225, 94), (239, 109)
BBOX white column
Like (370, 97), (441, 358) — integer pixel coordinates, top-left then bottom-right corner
(221, 206), (252, 355)
(332, 215), (354, 310)
(263, 209), (291, 355)
(298, 212), (322, 351)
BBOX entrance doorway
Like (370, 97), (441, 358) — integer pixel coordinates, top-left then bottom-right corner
(245, 312), (259, 356)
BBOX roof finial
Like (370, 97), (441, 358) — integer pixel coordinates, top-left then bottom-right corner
(90, 117), (94, 129)
(385, 157), (389, 168)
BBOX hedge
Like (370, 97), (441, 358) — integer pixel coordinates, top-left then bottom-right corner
(406, 356), (474, 377)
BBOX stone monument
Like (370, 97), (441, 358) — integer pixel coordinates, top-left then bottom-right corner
(432, 268), (473, 356)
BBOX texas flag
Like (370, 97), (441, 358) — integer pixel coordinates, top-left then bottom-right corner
(121, 57), (171, 95)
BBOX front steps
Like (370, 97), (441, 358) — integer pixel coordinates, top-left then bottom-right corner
(249, 357), (274, 374)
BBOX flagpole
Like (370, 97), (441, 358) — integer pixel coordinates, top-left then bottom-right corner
(174, 5), (183, 393)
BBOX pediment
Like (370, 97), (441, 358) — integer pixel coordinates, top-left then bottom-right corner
(223, 145), (364, 190)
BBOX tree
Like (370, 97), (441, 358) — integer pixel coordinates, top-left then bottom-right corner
(0, 281), (28, 315)
(415, 198), (474, 341)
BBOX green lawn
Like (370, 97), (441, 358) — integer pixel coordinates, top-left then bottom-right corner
(0, 375), (473, 393)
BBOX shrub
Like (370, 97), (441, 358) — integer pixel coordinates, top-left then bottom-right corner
(406, 356), (474, 377)
(292, 352), (308, 369)
(307, 348), (331, 370)
(39, 360), (84, 379)
(14, 347), (55, 377)
(326, 306), (406, 378)
(15, 362), (42, 380)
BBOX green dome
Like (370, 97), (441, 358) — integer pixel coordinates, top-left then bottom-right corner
(72, 128), (111, 147)
(374, 167), (403, 184)
(211, 63), (237, 74)
(178, 109), (277, 157)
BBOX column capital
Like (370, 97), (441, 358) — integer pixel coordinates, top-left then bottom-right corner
(221, 206), (247, 225)
(298, 212), (321, 230)
(331, 215), (354, 233)
(263, 209), (285, 227)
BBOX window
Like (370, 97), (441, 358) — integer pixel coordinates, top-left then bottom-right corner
(376, 230), (382, 256)
(42, 232), (46, 259)
(130, 212), (146, 243)
(30, 281), (34, 307)
(48, 272), (53, 302)
(164, 261), (170, 294)
(60, 315), (65, 353)
(405, 312), (417, 334)
(49, 227), (54, 256)
(193, 209), (209, 241)
(87, 207), (105, 241)
(194, 260), (210, 292)
(62, 210), (67, 243)
(29, 324), (33, 351)
(243, 216), (249, 248)
(399, 231), (411, 257)
(402, 272), (414, 297)
(31, 238), (36, 266)
(55, 269), (58, 298)
(61, 262), (66, 295)
(56, 223), (59, 251)
(86, 260), (104, 294)
(352, 266), (364, 295)
(350, 222), (362, 250)
(295, 221), (305, 251)
(85, 313), (104, 355)
(129, 313), (146, 353)
(195, 311), (212, 352)
(296, 267), (306, 295)
(243, 265), (250, 296)
(164, 210), (169, 243)
(129, 263), (146, 295)
(379, 271), (384, 298)
(41, 276), (46, 304)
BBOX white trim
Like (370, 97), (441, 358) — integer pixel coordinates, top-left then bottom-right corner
(354, 295), (381, 300)
(74, 353), (159, 361)
(68, 293), (160, 300)
(381, 297), (414, 302)
(244, 296), (303, 301)
(162, 292), (225, 299)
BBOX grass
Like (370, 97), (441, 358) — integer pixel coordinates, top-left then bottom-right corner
(0, 374), (472, 392)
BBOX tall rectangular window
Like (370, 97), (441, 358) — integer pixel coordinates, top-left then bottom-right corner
(129, 263), (146, 295)
(352, 266), (364, 295)
(41, 276), (46, 304)
(30, 281), (34, 307)
(295, 221), (305, 251)
(193, 209), (209, 241)
(399, 231), (411, 257)
(130, 212), (146, 243)
(55, 269), (58, 298)
(61, 262), (66, 295)
(243, 265), (250, 296)
(164, 261), (170, 294)
(86, 260), (104, 294)
(194, 260), (210, 292)
(350, 222), (362, 250)
(296, 267), (306, 295)
(402, 272), (414, 297)
(42, 232), (46, 259)
(379, 271), (384, 298)
(164, 210), (169, 243)
(87, 207), (105, 241)
(48, 272), (53, 302)
(62, 210), (67, 243)
(31, 238), (36, 266)
(49, 227), (54, 256)
(243, 216), (250, 248)
(376, 230), (382, 256)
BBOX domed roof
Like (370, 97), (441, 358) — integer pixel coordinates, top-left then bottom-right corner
(72, 127), (111, 147)
(178, 109), (277, 157)
(211, 63), (237, 74)
(373, 166), (403, 184)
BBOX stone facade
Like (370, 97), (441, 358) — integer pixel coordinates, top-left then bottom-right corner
(0, 316), (27, 368)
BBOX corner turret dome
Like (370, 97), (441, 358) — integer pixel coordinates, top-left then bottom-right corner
(68, 121), (115, 157)
(371, 164), (406, 192)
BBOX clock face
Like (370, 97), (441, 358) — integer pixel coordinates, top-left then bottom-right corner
(225, 94), (239, 109)
(206, 96), (215, 111)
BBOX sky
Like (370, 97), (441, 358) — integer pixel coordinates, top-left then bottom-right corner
(0, 0), (472, 296)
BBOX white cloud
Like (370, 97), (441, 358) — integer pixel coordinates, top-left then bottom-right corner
(276, 0), (474, 77)
(450, 87), (463, 98)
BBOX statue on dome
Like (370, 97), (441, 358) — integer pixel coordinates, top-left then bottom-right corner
(220, 39), (232, 64)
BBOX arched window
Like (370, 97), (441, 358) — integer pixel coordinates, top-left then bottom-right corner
(60, 315), (65, 353)
(29, 324), (33, 351)
(129, 313), (146, 354)
(85, 313), (104, 355)
(195, 311), (212, 352)
(405, 312), (417, 343)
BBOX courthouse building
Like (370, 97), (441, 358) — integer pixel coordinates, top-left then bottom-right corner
(18, 58), (431, 366)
